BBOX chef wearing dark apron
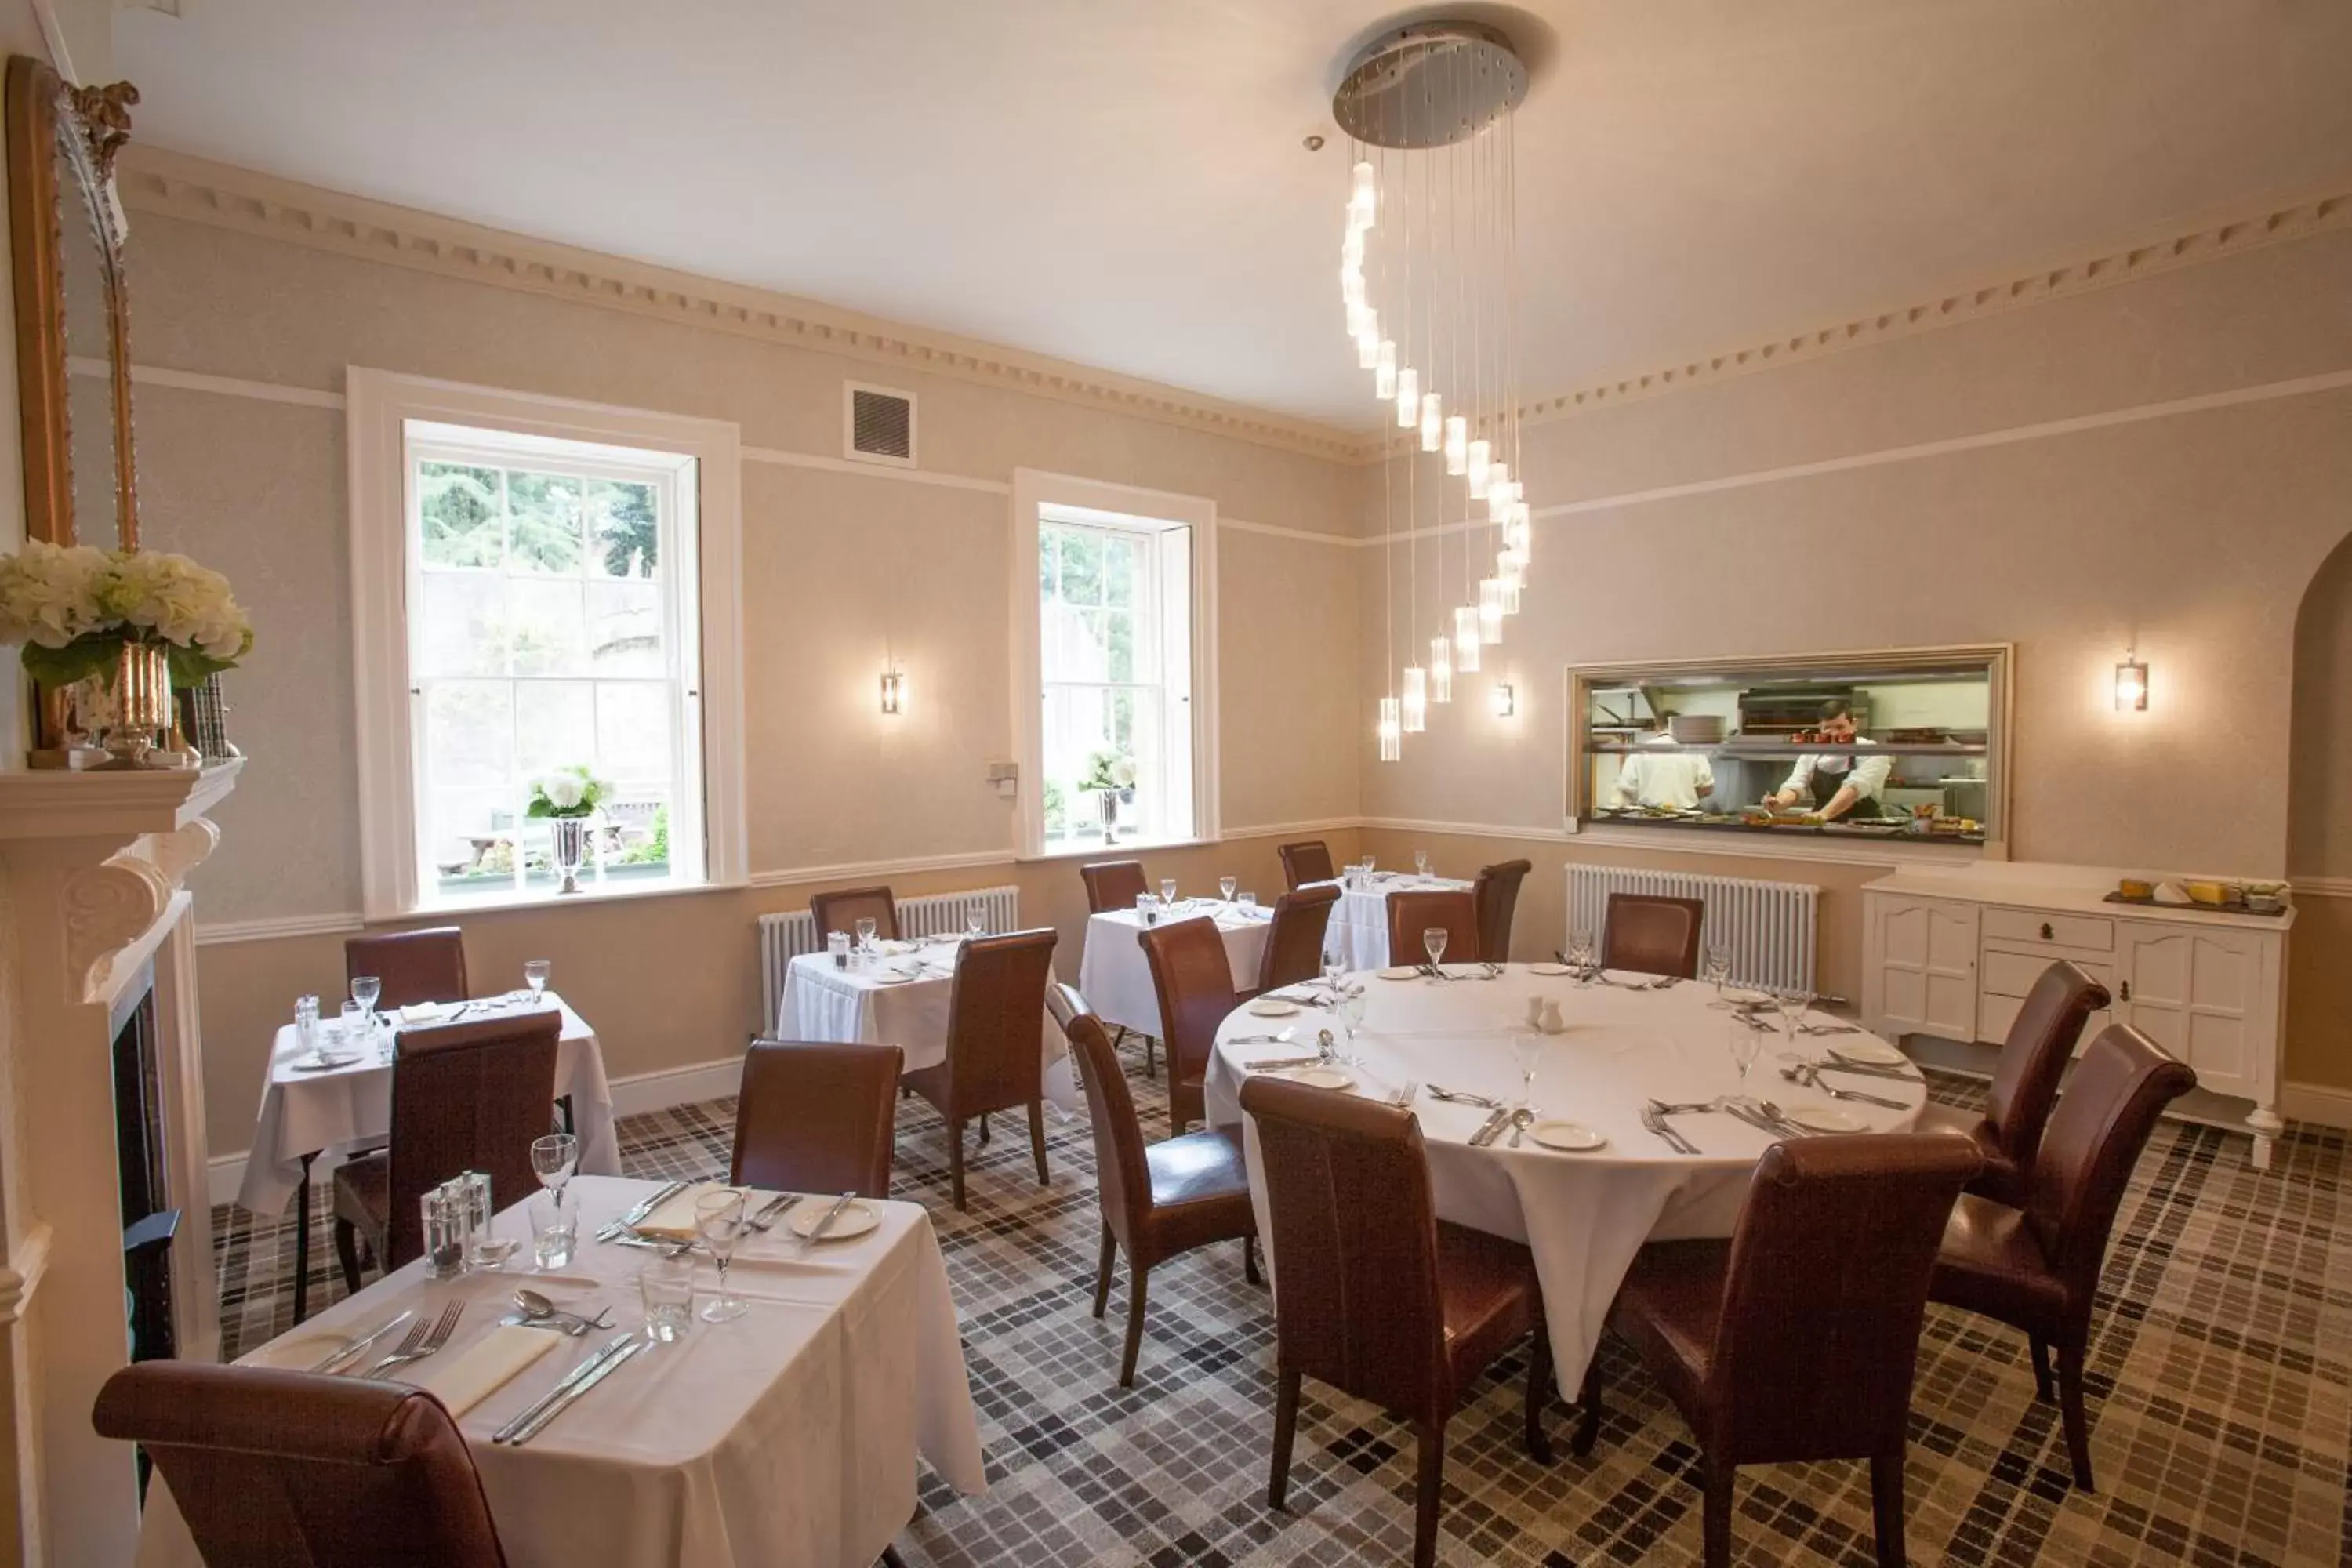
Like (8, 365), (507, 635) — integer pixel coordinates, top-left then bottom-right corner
(1766, 699), (1891, 822)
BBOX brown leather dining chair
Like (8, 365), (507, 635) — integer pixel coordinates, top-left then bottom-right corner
(345, 926), (469, 1010)
(1278, 839), (1336, 891)
(731, 1039), (903, 1199)
(1254, 884), (1339, 994)
(1927, 1023), (2195, 1492)
(331, 1011), (560, 1287)
(1243, 1074), (1553, 1568)
(810, 884), (901, 942)
(1138, 914), (1243, 1137)
(1387, 888), (1479, 967)
(1080, 858), (1149, 914)
(1573, 1134), (1984, 1568)
(93, 1361), (509, 1568)
(1600, 891), (1705, 978)
(1471, 858), (1532, 965)
(902, 927), (1059, 1210)
(1053, 984), (1258, 1386)
(1915, 959), (2110, 1208)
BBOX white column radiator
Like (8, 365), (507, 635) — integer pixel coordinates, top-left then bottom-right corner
(757, 884), (1022, 1029)
(1566, 866), (1818, 993)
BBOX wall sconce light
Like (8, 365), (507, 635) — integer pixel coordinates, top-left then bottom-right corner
(1490, 681), (1515, 719)
(2113, 656), (2147, 712)
(879, 666), (905, 715)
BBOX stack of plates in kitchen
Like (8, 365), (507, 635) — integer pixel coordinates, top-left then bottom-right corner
(1667, 713), (1725, 744)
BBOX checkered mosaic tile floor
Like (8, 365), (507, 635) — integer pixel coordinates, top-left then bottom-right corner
(212, 1058), (2350, 1566)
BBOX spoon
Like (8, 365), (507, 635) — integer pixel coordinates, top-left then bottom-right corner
(1508, 1108), (1534, 1148)
(512, 1290), (612, 1336)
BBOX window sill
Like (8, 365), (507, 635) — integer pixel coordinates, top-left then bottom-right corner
(1018, 835), (1217, 866)
(401, 873), (742, 921)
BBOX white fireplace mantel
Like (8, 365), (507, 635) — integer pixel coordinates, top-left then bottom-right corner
(0, 758), (241, 1566)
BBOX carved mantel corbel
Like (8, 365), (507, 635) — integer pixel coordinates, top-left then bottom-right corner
(61, 815), (220, 1004)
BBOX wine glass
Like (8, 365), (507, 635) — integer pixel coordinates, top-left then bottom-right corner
(695, 1190), (749, 1323)
(1160, 877), (1178, 908)
(522, 959), (550, 1000)
(1776, 988), (1816, 1039)
(965, 909), (986, 941)
(854, 917), (877, 964)
(531, 1131), (578, 1203)
(1566, 929), (1596, 982)
(1337, 989), (1367, 1064)
(1422, 926), (1449, 975)
(1414, 849), (1430, 880)
(1703, 941), (1734, 1007)
(1219, 875), (1237, 904)
(1512, 1032), (1543, 1111)
(350, 975), (381, 1036)
(1729, 1020), (1762, 1083)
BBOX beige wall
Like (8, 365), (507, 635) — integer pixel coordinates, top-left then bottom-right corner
(1359, 228), (2352, 1090)
(122, 205), (1364, 1158)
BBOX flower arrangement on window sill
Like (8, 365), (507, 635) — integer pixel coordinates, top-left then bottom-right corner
(1076, 750), (1138, 838)
(528, 764), (611, 895)
(0, 540), (254, 768)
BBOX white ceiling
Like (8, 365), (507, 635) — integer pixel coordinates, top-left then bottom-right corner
(117, 1), (2352, 430)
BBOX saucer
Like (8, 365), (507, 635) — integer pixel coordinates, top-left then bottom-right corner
(785, 1199), (880, 1241)
(1527, 1120), (1607, 1152)
(290, 1051), (361, 1073)
(1272, 1067), (1352, 1091)
(1784, 1105), (1867, 1134)
(1248, 1000), (1301, 1018)
(1377, 967), (1420, 981)
(1827, 1038), (1907, 1068)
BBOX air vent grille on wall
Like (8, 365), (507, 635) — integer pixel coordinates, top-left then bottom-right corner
(845, 382), (916, 467)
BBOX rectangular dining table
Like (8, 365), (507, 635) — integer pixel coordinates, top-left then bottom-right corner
(239, 992), (622, 1321)
(1319, 873), (1475, 971)
(132, 1174), (987, 1568)
(777, 940), (1081, 1109)
(1076, 902), (1272, 1039)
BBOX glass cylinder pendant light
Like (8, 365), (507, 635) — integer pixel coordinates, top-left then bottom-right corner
(1396, 366), (1419, 428)
(1419, 391), (1443, 452)
(1428, 633), (1453, 702)
(1377, 696), (1402, 761)
(1355, 311), (1381, 368)
(1401, 665), (1427, 732)
(1453, 604), (1482, 673)
(1478, 579), (1504, 643)
(1467, 438), (1492, 497)
(1443, 416), (1468, 475)
(1350, 159), (1377, 227)
(1375, 340), (1398, 399)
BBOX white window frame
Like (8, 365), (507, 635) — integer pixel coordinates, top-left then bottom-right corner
(348, 368), (747, 919)
(1010, 468), (1219, 860)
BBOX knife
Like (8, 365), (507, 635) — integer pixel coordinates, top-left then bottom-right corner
(599, 1178), (688, 1241)
(309, 1308), (414, 1374)
(800, 1191), (858, 1252)
(1467, 1108), (1512, 1146)
(492, 1330), (635, 1443)
(503, 1337), (644, 1446)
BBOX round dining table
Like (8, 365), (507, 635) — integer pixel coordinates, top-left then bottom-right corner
(1203, 963), (1930, 1389)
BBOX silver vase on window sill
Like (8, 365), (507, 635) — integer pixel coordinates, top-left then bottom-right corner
(1096, 789), (1118, 840)
(550, 816), (591, 895)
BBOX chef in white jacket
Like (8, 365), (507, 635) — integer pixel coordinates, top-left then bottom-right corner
(1611, 726), (1715, 810)
(1765, 699), (1891, 821)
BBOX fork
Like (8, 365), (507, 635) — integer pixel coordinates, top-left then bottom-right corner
(1780, 1065), (1907, 1110)
(365, 1301), (463, 1378)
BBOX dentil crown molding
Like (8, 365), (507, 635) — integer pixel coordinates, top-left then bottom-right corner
(118, 147), (1367, 465)
(120, 147), (2350, 462)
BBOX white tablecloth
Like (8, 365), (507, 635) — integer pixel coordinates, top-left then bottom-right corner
(237, 994), (619, 1214)
(778, 942), (1080, 1111)
(1208, 967), (1926, 1388)
(1319, 873), (1475, 971)
(135, 1175), (985, 1568)
(1076, 904), (1272, 1038)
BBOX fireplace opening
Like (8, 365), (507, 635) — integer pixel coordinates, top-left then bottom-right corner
(110, 962), (178, 1367)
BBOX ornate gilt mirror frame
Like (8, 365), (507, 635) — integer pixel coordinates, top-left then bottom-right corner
(6, 53), (140, 550)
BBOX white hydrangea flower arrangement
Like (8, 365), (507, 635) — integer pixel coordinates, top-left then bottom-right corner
(527, 763), (610, 820)
(0, 540), (254, 686)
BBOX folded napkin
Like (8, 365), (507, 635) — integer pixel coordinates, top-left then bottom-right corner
(419, 1324), (560, 1417)
(634, 1181), (748, 1240)
(398, 1001), (458, 1025)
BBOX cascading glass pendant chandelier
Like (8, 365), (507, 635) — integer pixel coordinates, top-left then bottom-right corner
(1338, 19), (1534, 758)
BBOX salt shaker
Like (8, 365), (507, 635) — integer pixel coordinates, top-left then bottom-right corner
(1525, 995), (1546, 1029)
(459, 1171), (494, 1266)
(423, 1184), (465, 1279)
(294, 993), (319, 1057)
(1539, 999), (1567, 1035)
(827, 931), (851, 970)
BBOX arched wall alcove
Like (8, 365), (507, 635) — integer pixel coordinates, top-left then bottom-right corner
(2284, 529), (2352, 1091)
